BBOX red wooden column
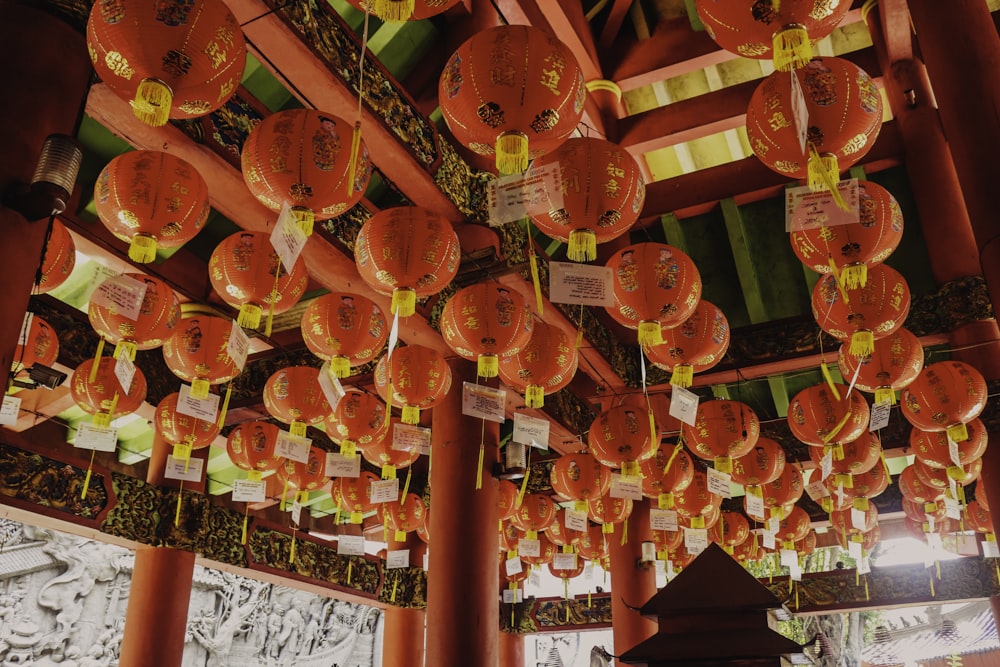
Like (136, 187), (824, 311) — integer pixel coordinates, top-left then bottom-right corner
(498, 629), (524, 667)
(119, 434), (208, 666)
(607, 498), (656, 656)
(382, 533), (427, 667)
(0, 3), (91, 375)
(426, 359), (500, 667)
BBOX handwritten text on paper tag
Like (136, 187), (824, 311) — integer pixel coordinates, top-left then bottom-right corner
(337, 535), (365, 556)
(610, 474), (643, 501)
(75, 422), (118, 452)
(0, 396), (20, 426)
(227, 319), (251, 371)
(513, 412), (549, 450)
(164, 455), (204, 483)
(487, 163), (563, 226)
(548, 262), (614, 307)
(650, 509), (678, 532)
(275, 431), (311, 464)
(270, 203), (308, 269)
(707, 468), (732, 498)
(371, 478), (400, 504)
(386, 549), (410, 569)
(325, 452), (361, 478)
(177, 384), (220, 422)
(393, 423), (431, 453)
(232, 479), (266, 503)
(91, 274), (148, 322)
(785, 179), (860, 232)
(669, 386), (699, 426)
(461, 383), (506, 423)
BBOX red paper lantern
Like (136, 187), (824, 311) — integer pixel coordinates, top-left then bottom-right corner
(87, 0), (245, 126)
(646, 300), (730, 388)
(380, 493), (426, 534)
(758, 465), (804, 515)
(439, 25), (586, 175)
(162, 312), (240, 398)
(606, 243), (702, 346)
(263, 367), (331, 437)
(440, 283), (533, 378)
(241, 109), (370, 235)
(980, 471), (992, 512)
(324, 390), (389, 449)
(302, 292), (388, 378)
(902, 496), (945, 523)
(417, 506), (430, 544)
(838, 328), (923, 404)
(796, 531), (818, 557)
(913, 458), (982, 491)
(696, 0), (853, 70)
(37, 219), (75, 294)
(587, 496), (633, 528)
(731, 534), (762, 563)
(683, 399), (760, 473)
(550, 451), (612, 502)
(359, 418), (421, 476)
(89, 273), (180, 360)
(838, 525), (881, 553)
(652, 526), (684, 554)
(499, 521), (521, 553)
(731, 437), (786, 487)
(154, 392), (219, 450)
(71, 357), (147, 424)
(498, 480), (519, 522)
(674, 471), (722, 519)
(344, 0), (460, 22)
(966, 500), (993, 534)
(776, 505), (812, 543)
(831, 503), (879, 535)
(640, 446), (695, 501)
(747, 57), (883, 189)
(373, 345), (452, 424)
(94, 151), (210, 262)
(226, 421), (283, 473)
(900, 361), (988, 443)
(899, 464), (945, 504)
(12, 315), (59, 375)
(791, 180), (904, 289)
(209, 231), (308, 331)
(511, 493), (557, 533)
(277, 446), (329, 492)
(812, 264), (911, 357)
(850, 462), (890, 501)
(354, 206), (461, 318)
(588, 405), (656, 472)
(548, 555), (585, 580)
(530, 137), (645, 261)
(787, 383), (870, 447)
(332, 471), (380, 522)
(546, 509), (584, 547)
(708, 511), (750, 548)
(911, 419), (988, 471)
(520, 532), (557, 567)
(680, 504), (720, 530)
(808, 432), (881, 476)
(576, 524), (607, 561)
(498, 321), (578, 408)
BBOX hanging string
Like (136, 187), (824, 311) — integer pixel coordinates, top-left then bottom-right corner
(346, 9), (372, 195)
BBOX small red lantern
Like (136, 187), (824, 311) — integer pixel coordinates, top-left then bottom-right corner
(498, 321), (578, 408)
(439, 25), (586, 175)
(324, 390), (389, 449)
(796, 531), (818, 558)
(37, 219), (75, 294)
(511, 493), (557, 533)
(302, 293), (388, 378)
(900, 361), (988, 443)
(708, 511), (750, 548)
(71, 357), (147, 426)
(758, 465), (804, 516)
(440, 283), (533, 378)
(680, 504), (720, 531)
(606, 243), (702, 346)
(89, 273), (180, 360)
(576, 524), (608, 562)
(911, 419), (988, 473)
(731, 534), (762, 563)
(640, 446), (694, 501)
(546, 509), (584, 547)
(520, 532), (557, 567)
(673, 471), (722, 520)
(966, 500), (993, 534)
(652, 526), (684, 555)
(831, 503), (879, 535)
(263, 366), (331, 438)
(808, 433), (881, 476)
(899, 464), (945, 504)
(498, 480), (519, 522)
(373, 345), (452, 424)
(344, 0), (460, 22)
(530, 137), (645, 261)
(226, 421), (283, 474)
(588, 405), (656, 473)
(847, 463), (890, 504)
(587, 496), (633, 529)
(332, 471), (380, 523)
(241, 109), (370, 235)
(787, 383), (870, 447)
(646, 300), (730, 388)
(812, 264), (911, 357)
(13, 315), (59, 375)
(154, 392), (219, 450)
(209, 231), (308, 331)
(550, 451), (611, 502)
(162, 312), (240, 399)
(913, 458), (981, 491)
(499, 521), (520, 553)
(776, 505), (812, 543)
(902, 496), (946, 524)
(277, 446), (329, 493)
(683, 399), (760, 473)
(731, 437), (785, 487)
(359, 418), (421, 478)
(380, 493), (426, 535)
(548, 555), (585, 581)
(354, 206), (461, 318)
(838, 328), (923, 404)
(94, 151), (210, 263)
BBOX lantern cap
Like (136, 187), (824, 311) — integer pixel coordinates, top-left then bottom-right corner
(392, 287), (416, 318)
(373, 0), (416, 22)
(128, 234), (158, 264)
(567, 229), (597, 262)
(238, 304), (263, 330)
(496, 131), (529, 176)
(133, 78), (172, 127)
(772, 24), (812, 72)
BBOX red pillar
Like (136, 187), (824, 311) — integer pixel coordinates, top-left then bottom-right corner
(607, 499), (656, 656)
(426, 359), (500, 667)
(0, 3), (91, 374)
(498, 630), (524, 667)
(382, 533), (426, 667)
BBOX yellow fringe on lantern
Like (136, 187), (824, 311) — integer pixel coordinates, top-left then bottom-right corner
(347, 121), (363, 197)
(841, 263), (868, 290)
(392, 287), (416, 318)
(190, 378), (210, 400)
(238, 304), (263, 330)
(133, 78), (172, 127)
(331, 356), (351, 379)
(374, 0), (414, 22)
(92, 412), (112, 429)
(947, 465), (967, 481)
(836, 473), (854, 489)
(478, 354), (499, 378)
(114, 340), (137, 363)
(875, 387), (896, 405)
(382, 464), (396, 480)
(525, 385), (544, 409)
(947, 423), (969, 443)
(89, 338), (105, 383)
(402, 405), (420, 424)
(395, 529), (406, 542)
(128, 233), (158, 263)
(290, 421), (307, 438)
(658, 493), (673, 510)
(670, 364), (694, 388)
(496, 131), (529, 176)
(853, 497), (870, 511)
(290, 207), (314, 237)
(602, 523), (614, 534)
(833, 444), (845, 461)
(691, 516), (705, 530)
(714, 456), (733, 474)
(567, 229), (597, 263)
(772, 24), (812, 72)
(638, 321), (663, 347)
(350, 511), (363, 524)
(808, 147), (850, 213)
(850, 330), (875, 357)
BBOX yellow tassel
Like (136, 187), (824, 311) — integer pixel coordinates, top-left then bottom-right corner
(602, 522), (614, 534)
(670, 364), (693, 388)
(822, 410), (852, 445)
(290, 421), (307, 438)
(280, 475), (290, 512)
(347, 121), (363, 197)
(658, 493), (673, 510)
(373, 0), (415, 21)
(588, 591), (592, 608)
(477, 354), (499, 378)
(865, 576), (870, 601)
(772, 0), (781, 12)
(808, 146), (849, 211)
(174, 482), (184, 527)
(391, 575), (399, 602)
(237, 304), (262, 330)
(525, 385), (544, 409)
(290, 533), (297, 564)
(128, 233), (158, 263)
(517, 449), (532, 506)
(947, 423), (969, 443)
(875, 387), (896, 405)
(794, 581), (799, 610)
(476, 442), (484, 490)
(89, 339), (105, 383)
(216, 382), (233, 429)
(496, 131), (529, 176)
(881, 450), (892, 484)
(81, 450), (95, 500)
(528, 246), (544, 315)
(663, 441), (684, 475)
(567, 229), (597, 262)
(648, 409), (657, 445)
(241, 507), (249, 545)
(401, 467), (412, 498)
(853, 497), (869, 511)
(331, 356), (351, 379)
(833, 444), (845, 460)
(841, 264), (868, 290)
(395, 529), (406, 542)
(930, 572), (935, 597)
(392, 288), (416, 318)
(821, 363), (841, 401)
(402, 406), (420, 424)
(947, 465), (966, 481)
(113, 340), (137, 362)
(850, 330), (875, 357)
(827, 256), (851, 305)
(190, 378), (210, 400)
(350, 511), (363, 524)
(133, 78), (172, 126)
(772, 24), (812, 72)
(621, 518), (628, 545)
(637, 321), (663, 347)
(382, 464), (396, 480)
(290, 207), (314, 237)
(714, 455), (733, 474)
(348, 559), (353, 585)
(836, 473), (854, 489)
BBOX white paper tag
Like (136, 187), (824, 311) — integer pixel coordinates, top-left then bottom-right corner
(393, 422), (431, 452)
(177, 384), (220, 422)
(707, 467), (732, 499)
(0, 396), (21, 426)
(565, 509), (588, 532)
(789, 69), (809, 157)
(548, 261), (615, 307)
(789, 561), (803, 581)
(325, 452), (361, 478)
(820, 450), (833, 482)
(983, 540), (1000, 558)
(944, 495), (962, 520)
(275, 431), (311, 464)
(17, 313), (33, 346)
(290, 494), (304, 526)
(423, 551), (429, 571)
(746, 493), (766, 520)
(386, 549), (410, 569)
(461, 382), (506, 423)
(317, 363), (346, 413)
(387, 309), (400, 364)
(785, 180), (861, 233)
(232, 479), (266, 503)
(768, 516), (781, 535)
(502, 588), (523, 604)
(505, 442), (527, 469)
(851, 507), (867, 531)
(650, 508), (678, 532)
(763, 530), (776, 550)
(90, 274), (148, 321)
(780, 548), (798, 568)
(164, 454), (204, 482)
(684, 527), (708, 555)
(270, 202), (308, 270)
(926, 532), (943, 553)
(869, 400), (891, 432)
(583, 562), (595, 580)
(610, 473), (643, 501)
(518, 538), (541, 558)
(948, 435), (963, 468)
(669, 386), (699, 427)
(505, 556), (523, 576)
(513, 412), (550, 450)
(857, 555), (871, 575)
(75, 422), (118, 452)
(553, 552), (578, 571)
(113, 346), (136, 393)
(337, 534), (365, 556)
(371, 478), (400, 504)
(955, 534), (979, 556)
(487, 163), (563, 226)
(848, 539), (863, 561)
(227, 319), (251, 371)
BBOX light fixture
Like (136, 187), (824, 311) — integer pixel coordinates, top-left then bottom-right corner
(25, 364), (67, 390)
(3, 134), (82, 221)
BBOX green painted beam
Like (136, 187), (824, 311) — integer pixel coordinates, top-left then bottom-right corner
(683, 0), (705, 31)
(720, 198), (768, 324)
(660, 213), (689, 253)
(767, 376), (790, 418)
(848, 166), (868, 181)
(367, 20), (438, 81)
(711, 384), (730, 400)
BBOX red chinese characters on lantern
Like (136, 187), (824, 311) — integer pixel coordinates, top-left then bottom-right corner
(646, 300), (730, 388)
(302, 292), (388, 378)
(498, 321), (578, 409)
(440, 283), (533, 378)
(731, 437), (785, 487)
(89, 273), (180, 361)
(263, 367), (330, 438)
(162, 313), (239, 399)
(588, 405), (655, 471)
(682, 399), (760, 473)
(838, 327), (923, 404)
(227, 421), (283, 473)
(373, 345), (451, 424)
(550, 451), (611, 501)
(900, 361), (988, 443)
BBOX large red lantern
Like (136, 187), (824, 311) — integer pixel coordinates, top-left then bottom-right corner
(850, 462), (889, 502)
(808, 433), (881, 476)
(812, 264), (911, 358)
(791, 180), (904, 289)
(263, 367), (330, 438)
(966, 500), (993, 534)
(546, 509), (584, 547)
(683, 399), (760, 473)
(787, 383), (870, 447)
(911, 419), (988, 472)
(520, 532), (557, 567)
(373, 345), (452, 424)
(838, 328), (923, 404)
(548, 555), (585, 581)
(899, 464), (945, 504)
(359, 419), (421, 477)
(758, 465), (804, 516)
(344, 0), (460, 22)
(94, 151), (210, 263)
(380, 493), (426, 536)
(576, 524), (608, 562)
(831, 503), (879, 536)
(324, 391), (388, 449)
(900, 361), (988, 443)
(510, 493), (557, 534)
(87, 0), (246, 126)
(354, 206), (461, 318)
(438, 25), (586, 175)
(708, 511), (750, 548)
(209, 231), (308, 331)
(913, 458), (982, 491)
(498, 321), (578, 408)
(747, 57), (882, 191)
(673, 471), (722, 520)
(154, 392), (219, 450)
(71, 357), (147, 426)
(530, 137), (645, 261)
(606, 243), (702, 346)
(162, 312), (240, 399)
(440, 283), (533, 378)
(332, 471), (380, 523)
(680, 504), (720, 531)
(640, 446), (694, 501)
(226, 421), (283, 474)
(301, 292), (388, 378)
(550, 451), (611, 502)
(241, 109), (370, 235)
(588, 405), (656, 473)
(277, 446), (329, 493)
(37, 219), (75, 294)
(776, 505), (812, 543)
(696, 0), (853, 71)
(89, 273), (180, 360)
(731, 437), (786, 487)
(646, 300), (730, 388)
(13, 315), (59, 375)
(587, 496), (633, 530)
(731, 534), (762, 564)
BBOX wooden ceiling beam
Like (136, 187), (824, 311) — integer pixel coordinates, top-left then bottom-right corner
(877, 0), (914, 64)
(598, 0), (637, 52)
